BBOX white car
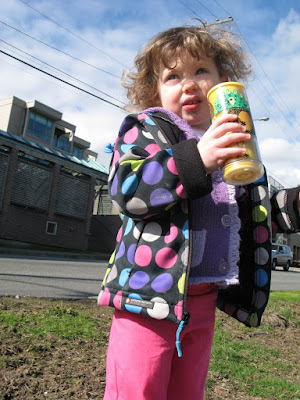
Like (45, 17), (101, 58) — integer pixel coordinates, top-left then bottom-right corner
(271, 244), (293, 271)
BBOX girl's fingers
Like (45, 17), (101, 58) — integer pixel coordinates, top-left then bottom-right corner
(219, 132), (251, 147)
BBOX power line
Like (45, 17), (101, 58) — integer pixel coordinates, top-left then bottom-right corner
(17, 0), (128, 69)
(0, 49), (122, 109)
(0, 39), (126, 105)
(232, 21), (300, 139)
(194, 0), (218, 19)
(0, 20), (120, 79)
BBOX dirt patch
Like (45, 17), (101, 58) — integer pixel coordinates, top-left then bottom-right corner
(0, 297), (299, 400)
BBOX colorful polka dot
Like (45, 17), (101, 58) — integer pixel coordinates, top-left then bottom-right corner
(237, 309), (248, 322)
(129, 271), (150, 289)
(145, 143), (160, 155)
(126, 197), (149, 215)
(181, 246), (189, 266)
(125, 293), (142, 313)
(174, 300), (183, 320)
(133, 221), (144, 239)
(109, 251), (116, 265)
(253, 186), (267, 202)
(182, 220), (189, 239)
(121, 144), (136, 153)
(116, 226), (123, 242)
(178, 273), (186, 294)
(121, 174), (138, 195)
(255, 269), (268, 287)
(116, 241), (125, 260)
(123, 126), (139, 144)
(142, 222), (162, 242)
(151, 273), (173, 293)
(119, 268), (131, 286)
(155, 247), (177, 269)
(127, 243), (136, 264)
(102, 268), (111, 286)
(165, 223), (178, 244)
(124, 218), (133, 235)
(176, 182), (187, 198)
(142, 161), (163, 185)
(142, 130), (154, 139)
(137, 113), (148, 121)
(110, 174), (118, 196)
(113, 291), (122, 310)
(106, 265), (117, 283)
(254, 247), (269, 265)
(144, 117), (155, 125)
(253, 226), (269, 243)
(98, 288), (110, 306)
(147, 297), (170, 320)
(253, 205), (267, 223)
(150, 188), (173, 207)
(254, 291), (267, 309)
(158, 130), (167, 143)
(249, 313), (259, 327)
(135, 245), (152, 266)
(167, 158), (178, 175)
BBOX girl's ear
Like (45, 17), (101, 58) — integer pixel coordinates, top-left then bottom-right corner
(152, 91), (161, 107)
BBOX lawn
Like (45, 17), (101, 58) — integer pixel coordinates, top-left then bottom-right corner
(0, 291), (299, 399)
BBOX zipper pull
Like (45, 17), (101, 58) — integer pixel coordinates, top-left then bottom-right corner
(175, 312), (190, 357)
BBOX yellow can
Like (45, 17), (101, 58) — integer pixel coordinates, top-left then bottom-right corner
(207, 82), (264, 185)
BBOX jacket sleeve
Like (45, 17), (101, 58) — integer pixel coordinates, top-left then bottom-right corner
(108, 113), (212, 220)
(271, 186), (300, 233)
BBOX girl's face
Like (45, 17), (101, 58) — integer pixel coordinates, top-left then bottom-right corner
(157, 51), (226, 131)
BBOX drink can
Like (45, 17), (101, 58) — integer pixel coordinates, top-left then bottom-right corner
(207, 82), (264, 185)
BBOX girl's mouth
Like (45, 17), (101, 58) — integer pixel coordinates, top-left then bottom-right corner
(183, 99), (201, 111)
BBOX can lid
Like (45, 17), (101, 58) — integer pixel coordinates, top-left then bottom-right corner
(207, 81), (245, 99)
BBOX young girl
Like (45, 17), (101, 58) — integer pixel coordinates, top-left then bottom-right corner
(98, 25), (300, 399)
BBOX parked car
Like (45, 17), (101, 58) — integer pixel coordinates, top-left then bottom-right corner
(271, 244), (293, 271)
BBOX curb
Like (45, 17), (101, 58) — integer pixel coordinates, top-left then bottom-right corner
(0, 247), (110, 261)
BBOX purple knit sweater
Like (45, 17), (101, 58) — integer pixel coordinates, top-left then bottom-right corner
(145, 107), (241, 286)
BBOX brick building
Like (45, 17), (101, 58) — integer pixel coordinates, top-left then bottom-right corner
(0, 96), (111, 251)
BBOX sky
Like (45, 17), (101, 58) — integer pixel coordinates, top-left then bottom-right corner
(1, 0), (300, 187)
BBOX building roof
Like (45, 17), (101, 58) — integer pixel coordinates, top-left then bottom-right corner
(0, 129), (109, 177)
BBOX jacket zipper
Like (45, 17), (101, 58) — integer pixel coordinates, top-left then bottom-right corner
(176, 200), (193, 357)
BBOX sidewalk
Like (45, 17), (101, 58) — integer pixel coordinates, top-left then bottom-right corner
(0, 241), (110, 261)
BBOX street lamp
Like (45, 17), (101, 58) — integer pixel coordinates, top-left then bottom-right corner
(253, 117), (269, 121)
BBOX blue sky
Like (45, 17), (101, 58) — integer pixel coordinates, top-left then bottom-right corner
(1, 0), (300, 186)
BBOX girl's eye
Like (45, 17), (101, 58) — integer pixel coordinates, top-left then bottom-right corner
(196, 68), (207, 75)
(166, 74), (178, 81)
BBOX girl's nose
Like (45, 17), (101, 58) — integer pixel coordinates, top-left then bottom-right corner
(182, 79), (198, 93)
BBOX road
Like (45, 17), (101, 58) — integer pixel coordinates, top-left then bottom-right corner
(0, 256), (299, 298)
(0, 256), (108, 298)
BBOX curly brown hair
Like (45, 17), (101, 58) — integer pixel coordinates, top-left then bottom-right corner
(122, 24), (251, 111)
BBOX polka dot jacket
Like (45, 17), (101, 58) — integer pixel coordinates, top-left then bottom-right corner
(98, 110), (300, 328)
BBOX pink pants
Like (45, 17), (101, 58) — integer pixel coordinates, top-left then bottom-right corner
(104, 283), (217, 400)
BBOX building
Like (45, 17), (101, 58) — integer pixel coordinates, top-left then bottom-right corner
(0, 96), (112, 251)
(268, 173), (300, 266)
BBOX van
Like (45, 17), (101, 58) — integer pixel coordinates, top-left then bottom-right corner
(271, 244), (293, 271)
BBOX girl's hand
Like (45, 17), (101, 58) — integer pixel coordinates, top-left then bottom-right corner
(197, 113), (251, 174)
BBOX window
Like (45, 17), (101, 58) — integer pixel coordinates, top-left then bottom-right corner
(53, 129), (71, 152)
(27, 112), (53, 143)
(72, 145), (83, 159)
(11, 156), (52, 211)
(46, 221), (57, 235)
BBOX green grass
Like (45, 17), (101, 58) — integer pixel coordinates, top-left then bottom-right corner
(207, 291), (300, 399)
(0, 300), (107, 343)
(270, 290), (300, 302)
(0, 292), (299, 399)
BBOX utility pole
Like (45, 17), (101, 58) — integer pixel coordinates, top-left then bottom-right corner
(204, 17), (233, 27)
